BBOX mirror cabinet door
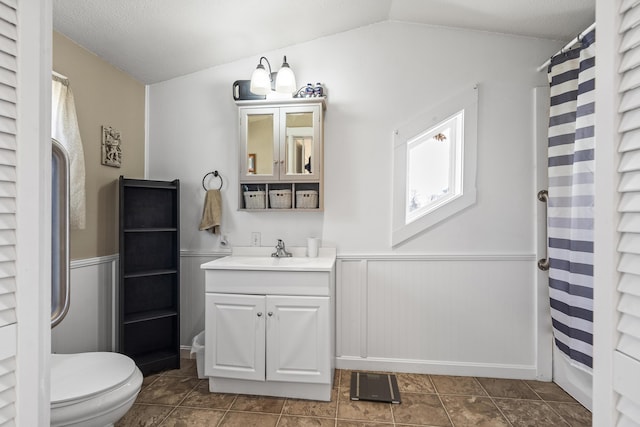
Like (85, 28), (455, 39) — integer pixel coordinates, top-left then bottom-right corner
(246, 112), (276, 177)
(284, 111), (314, 177)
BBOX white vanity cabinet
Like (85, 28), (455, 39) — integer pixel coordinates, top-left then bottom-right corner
(237, 97), (325, 211)
(201, 247), (336, 401)
(205, 294), (330, 383)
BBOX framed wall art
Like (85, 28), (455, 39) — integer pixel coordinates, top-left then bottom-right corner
(101, 125), (122, 167)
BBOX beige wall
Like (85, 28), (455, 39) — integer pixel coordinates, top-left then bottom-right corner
(53, 31), (146, 260)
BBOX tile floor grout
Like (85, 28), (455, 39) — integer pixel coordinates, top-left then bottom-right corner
(118, 359), (591, 427)
(158, 378), (202, 426)
(520, 379), (572, 427)
(473, 377), (514, 427)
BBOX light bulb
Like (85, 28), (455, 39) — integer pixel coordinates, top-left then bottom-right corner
(275, 56), (297, 94)
(250, 64), (271, 95)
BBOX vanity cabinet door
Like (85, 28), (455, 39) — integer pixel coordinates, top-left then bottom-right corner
(266, 295), (330, 384)
(205, 293), (265, 381)
(240, 108), (279, 182)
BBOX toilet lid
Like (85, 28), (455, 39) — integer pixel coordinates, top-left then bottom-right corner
(51, 352), (138, 404)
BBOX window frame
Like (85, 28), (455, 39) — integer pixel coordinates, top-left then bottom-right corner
(392, 86), (478, 247)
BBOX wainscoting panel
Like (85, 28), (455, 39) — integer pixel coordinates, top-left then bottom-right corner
(336, 254), (539, 379)
(52, 255), (118, 354)
(58, 251), (541, 381)
(52, 252), (225, 354)
(179, 252), (223, 347)
(336, 259), (366, 358)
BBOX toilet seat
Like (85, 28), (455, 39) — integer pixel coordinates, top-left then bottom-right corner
(51, 352), (138, 405)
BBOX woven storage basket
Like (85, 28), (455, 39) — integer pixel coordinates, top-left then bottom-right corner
(269, 189), (292, 209)
(296, 190), (318, 209)
(243, 191), (266, 209)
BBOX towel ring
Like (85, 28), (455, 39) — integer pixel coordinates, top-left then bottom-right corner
(202, 171), (223, 191)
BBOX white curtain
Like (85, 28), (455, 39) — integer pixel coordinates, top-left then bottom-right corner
(52, 74), (86, 229)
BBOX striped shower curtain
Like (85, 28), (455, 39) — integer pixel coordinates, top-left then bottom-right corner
(546, 28), (595, 372)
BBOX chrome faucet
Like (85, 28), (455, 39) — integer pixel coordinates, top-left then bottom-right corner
(271, 239), (292, 257)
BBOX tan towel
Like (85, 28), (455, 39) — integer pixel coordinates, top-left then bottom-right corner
(199, 189), (222, 234)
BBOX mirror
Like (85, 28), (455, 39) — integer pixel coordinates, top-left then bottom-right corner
(246, 114), (274, 175)
(285, 112), (313, 175)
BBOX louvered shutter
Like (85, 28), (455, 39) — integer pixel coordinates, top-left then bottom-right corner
(0, 0), (17, 425)
(615, 1), (640, 425)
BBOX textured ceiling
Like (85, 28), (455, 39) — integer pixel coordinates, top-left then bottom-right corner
(52, 0), (595, 84)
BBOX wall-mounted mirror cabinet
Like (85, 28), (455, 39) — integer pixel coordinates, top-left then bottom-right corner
(237, 97), (325, 211)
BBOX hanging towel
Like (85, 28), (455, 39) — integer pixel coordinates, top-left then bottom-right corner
(199, 189), (222, 234)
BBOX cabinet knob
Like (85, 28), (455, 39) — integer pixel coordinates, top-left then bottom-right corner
(268, 312), (273, 317)
(257, 312), (263, 317)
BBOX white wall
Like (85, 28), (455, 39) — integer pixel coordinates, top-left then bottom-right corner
(148, 21), (559, 253)
(144, 21), (562, 377)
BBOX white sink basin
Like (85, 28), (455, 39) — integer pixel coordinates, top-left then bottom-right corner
(201, 247), (336, 272)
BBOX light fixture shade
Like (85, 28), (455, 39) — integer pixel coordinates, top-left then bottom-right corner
(275, 57), (296, 94)
(250, 64), (271, 95)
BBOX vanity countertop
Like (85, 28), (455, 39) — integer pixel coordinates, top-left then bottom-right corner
(200, 247), (336, 272)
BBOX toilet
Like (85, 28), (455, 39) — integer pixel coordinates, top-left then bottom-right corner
(50, 352), (143, 427)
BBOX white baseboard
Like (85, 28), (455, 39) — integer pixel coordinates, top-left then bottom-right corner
(182, 350), (538, 380)
(335, 356), (538, 380)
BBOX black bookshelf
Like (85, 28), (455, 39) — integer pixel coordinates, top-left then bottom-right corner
(119, 176), (180, 376)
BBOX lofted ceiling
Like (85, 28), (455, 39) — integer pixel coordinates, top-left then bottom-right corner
(52, 0), (595, 84)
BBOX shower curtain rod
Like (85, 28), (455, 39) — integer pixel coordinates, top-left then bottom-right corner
(537, 22), (596, 72)
(52, 70), (68, 80)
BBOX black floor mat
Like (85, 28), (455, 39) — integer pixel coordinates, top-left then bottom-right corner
(350, 372), (401, 404)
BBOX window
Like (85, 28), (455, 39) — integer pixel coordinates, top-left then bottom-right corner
(392, 86), (478, 246)
(406, 111), (463, 223)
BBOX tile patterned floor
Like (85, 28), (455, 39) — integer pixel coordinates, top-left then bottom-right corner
(116, 359), (592, 427)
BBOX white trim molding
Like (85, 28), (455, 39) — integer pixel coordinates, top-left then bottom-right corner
(392, 86), (479, 246)
(180, 249), (231, 258)
(70, 254), (119, 269)
(337, 252), (535, 261)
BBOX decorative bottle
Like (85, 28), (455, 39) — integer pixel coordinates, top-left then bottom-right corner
(313, 83), (324, 97)
(304, 83), (314, 97)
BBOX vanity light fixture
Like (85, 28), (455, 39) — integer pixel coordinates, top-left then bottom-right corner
(249, 55), (297, 95)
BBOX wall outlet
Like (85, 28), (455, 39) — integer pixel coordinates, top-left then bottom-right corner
(250, 232), (261, 247)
